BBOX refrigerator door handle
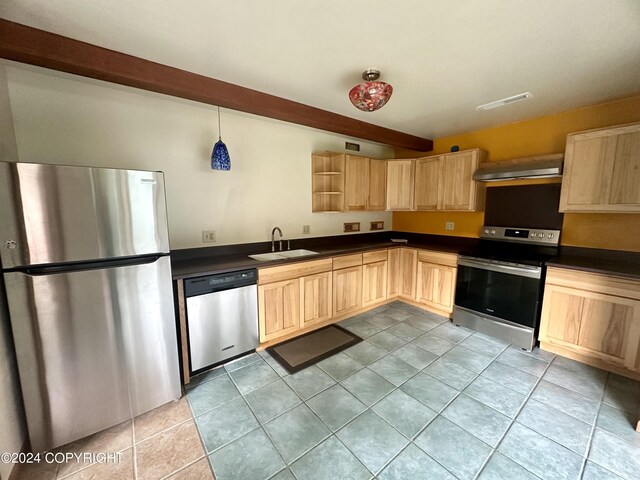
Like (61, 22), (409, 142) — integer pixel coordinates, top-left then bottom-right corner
(18, 254), (166, 276)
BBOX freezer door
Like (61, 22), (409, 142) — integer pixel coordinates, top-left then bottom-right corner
(4, 255), (181, 452)
(0, 162), (170, 269)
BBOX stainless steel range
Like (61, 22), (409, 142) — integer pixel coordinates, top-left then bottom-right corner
(452, 184), (563, 351)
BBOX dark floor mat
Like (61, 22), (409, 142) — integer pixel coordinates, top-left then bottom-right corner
(266, 324), (362, 374)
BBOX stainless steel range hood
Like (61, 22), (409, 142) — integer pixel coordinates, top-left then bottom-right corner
(473, 153), (563, 181)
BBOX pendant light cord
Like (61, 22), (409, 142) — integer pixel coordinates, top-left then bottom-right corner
(217, 106), (222, 140)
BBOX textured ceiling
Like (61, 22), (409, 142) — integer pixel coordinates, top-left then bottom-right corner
(1, 0), (639, 139)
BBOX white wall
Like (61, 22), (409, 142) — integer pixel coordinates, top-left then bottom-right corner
(5, 63), (394, 249)
(0, 65), (26, 480)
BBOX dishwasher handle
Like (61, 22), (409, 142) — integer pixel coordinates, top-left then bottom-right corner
(184, 269), (257, 297)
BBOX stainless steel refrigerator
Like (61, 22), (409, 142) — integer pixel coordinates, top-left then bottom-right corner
(0, 161), (182, 452)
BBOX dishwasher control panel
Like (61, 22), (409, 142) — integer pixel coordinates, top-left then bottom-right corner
(185, 269), (257, 297)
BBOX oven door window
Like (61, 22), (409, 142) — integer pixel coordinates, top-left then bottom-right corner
(455, 264), (542, 328)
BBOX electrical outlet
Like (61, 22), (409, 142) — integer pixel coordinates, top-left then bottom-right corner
(302, 225), (311, 234)
(370, 221), (384, 231)
(343, 222), (360, 233)
(445, 222), (455, 231)
(202, 230), (216, 243)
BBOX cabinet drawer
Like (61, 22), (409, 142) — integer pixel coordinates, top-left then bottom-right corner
(417, 250), (458, 267)
(546, 267), (640, 300)
(363, 250), (388, 264)
(258, 258), (332, 285)
(333, 253), (363, 270)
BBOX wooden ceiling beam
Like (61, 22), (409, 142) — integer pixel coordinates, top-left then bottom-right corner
(0, 19), (433, 152)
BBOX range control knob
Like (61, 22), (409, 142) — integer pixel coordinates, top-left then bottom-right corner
(530, 232), (536, 237)
(483, 229), (490, 234)
(490, 229), (496, 235)
(547, 233), (554, 239)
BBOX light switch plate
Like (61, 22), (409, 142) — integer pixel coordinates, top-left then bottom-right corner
(343, 222), (360, 233)
(202, 230), (216, 243)
(302, 225), (311, 234)
(445, 222), (455, 231)
(370, 221), (384, 231)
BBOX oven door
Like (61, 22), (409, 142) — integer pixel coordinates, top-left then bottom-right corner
(454, 256), (543, 328)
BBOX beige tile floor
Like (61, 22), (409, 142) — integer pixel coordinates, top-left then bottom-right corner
(15, 397), (215, 480)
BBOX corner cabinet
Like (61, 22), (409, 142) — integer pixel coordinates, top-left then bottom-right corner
(414, 149), (487, 212)
(539, 267), (640, 380)
(560, 122), (640, 213)
(416, 250), (457, 315)
(386, 160), (415, 210)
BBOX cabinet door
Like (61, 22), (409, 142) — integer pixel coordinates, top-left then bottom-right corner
(258, 279), (300, 342)
(540, 284), (640, 369)
(387, 249), (401, 298)
(362, 260), (388, 307)
(368, 159), (387, 211)
(399, 248), (417, 300)
(386, 160), (415, 210)
(345, 155), (369, 211)
(333, 266), (363, 317)
(414, 156), (442, 210)
(560, 124), (640, 212)
(300, 272), (332, 328)
(416, 261), (456, 313)
(441, 150), (480, 211)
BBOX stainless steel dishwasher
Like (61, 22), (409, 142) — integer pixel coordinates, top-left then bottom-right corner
(185, 269), (259, 373)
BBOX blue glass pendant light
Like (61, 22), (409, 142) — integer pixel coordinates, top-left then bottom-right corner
(211, 106), (231, 170)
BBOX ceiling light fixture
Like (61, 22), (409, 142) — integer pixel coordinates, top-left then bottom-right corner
(476, 92), (533, 110)
(211, 106), (231, 170)
(349, 69), (393, 112)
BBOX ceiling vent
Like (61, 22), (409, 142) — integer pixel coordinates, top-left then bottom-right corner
(473, 153), (564, 181)
(476, 92), (532, 110)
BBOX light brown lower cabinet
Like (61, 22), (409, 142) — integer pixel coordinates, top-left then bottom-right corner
(257, 247), (458, 347)
(387, 248), (401, 297)
(415, 250), (458, 314)
(333, 265), (363, 317)
(258, 279), (300, 343)
(539, 267), (640, 379)
(416, 262), (456, 314)
(300, 272), (332, 328)
(399, 248), (418, 300)
(362, 260), (388, 307)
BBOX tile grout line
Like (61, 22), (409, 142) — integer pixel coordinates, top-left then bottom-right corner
(578, 371), (611, 479)
(470, 352), (554, 480)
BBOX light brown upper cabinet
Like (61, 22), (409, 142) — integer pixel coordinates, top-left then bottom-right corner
(386, 160), (415, 210)
(560, 122), (640, 213)
(345, 155), (369, 211)
(312, 153), (386, 212)
(414, 149), (487, 212)
(414, 156), (442, 210)
(368, 159), (387, 211)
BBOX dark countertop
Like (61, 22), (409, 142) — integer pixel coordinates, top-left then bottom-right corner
(170, 232), (478, 279)
(170, 232), (640, 281)
(546, 247), (640, 280)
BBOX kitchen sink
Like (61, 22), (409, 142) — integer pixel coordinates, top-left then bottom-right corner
(277, 249), (319, 258)
(248, 249), (319, 262)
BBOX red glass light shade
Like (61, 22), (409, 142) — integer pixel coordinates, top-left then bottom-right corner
(349, 82), (393, 112)
(348, 69), (393, 112)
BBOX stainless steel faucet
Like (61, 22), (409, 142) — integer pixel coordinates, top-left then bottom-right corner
(271, 227), (283, 252)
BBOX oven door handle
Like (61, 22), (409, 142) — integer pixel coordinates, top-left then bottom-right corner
(458, 257), (542, 279)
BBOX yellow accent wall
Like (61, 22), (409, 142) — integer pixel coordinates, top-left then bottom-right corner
(393, 94), (640, 252)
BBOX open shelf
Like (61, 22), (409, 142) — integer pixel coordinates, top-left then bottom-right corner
(312, 152), (346, 212)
